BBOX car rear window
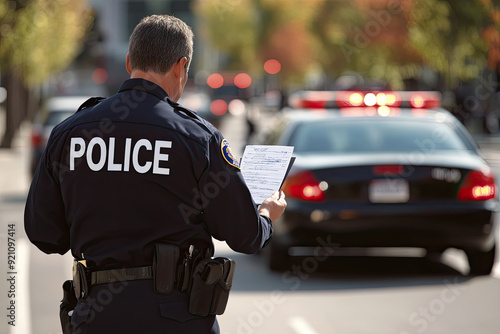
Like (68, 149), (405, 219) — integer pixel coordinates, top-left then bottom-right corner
(291, 119), (472, 154)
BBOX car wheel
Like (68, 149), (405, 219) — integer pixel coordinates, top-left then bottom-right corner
(268, 239), (291, 272)
(466, 245), (496, 276)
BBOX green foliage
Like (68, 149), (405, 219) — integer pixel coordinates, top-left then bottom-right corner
(193, 0), (324, 82)
(408, 0), (488, 87)
(194, 0), (490, 90)
(193, 0), (258, 71)
(0, 0), (92, 86)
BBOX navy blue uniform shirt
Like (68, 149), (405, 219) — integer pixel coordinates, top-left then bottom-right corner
(24, 79), (273, 333)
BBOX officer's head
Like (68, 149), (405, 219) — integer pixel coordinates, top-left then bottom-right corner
(128, 14), (193, 77)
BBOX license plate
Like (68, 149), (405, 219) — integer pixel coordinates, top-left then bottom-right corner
(369, 179), (409, 203)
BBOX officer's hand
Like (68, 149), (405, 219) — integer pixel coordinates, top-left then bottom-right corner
(259, 191), (287, 222)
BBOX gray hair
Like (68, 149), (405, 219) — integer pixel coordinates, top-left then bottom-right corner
(128, 15), (193, 74)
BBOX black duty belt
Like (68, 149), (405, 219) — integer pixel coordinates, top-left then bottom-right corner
(91, 266), (152, 286)
(74, 244), (213, 299)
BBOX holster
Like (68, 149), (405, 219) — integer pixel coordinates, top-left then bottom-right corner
(188, 257), (236, 316)
(59, 280), (77, 334)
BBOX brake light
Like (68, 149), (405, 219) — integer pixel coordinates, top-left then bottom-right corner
(282, 171), (326, 202)
(31, 130), (43, 148)
(457, 170), (496, 201)
(373, 165), (404, 175)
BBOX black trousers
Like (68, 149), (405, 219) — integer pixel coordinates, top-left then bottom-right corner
(71, 280), (219, 334)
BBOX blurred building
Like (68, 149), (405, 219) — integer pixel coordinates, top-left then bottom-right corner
(86, 0), (214, 94)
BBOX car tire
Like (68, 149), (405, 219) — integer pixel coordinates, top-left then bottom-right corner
(466, 245), (496, 276)
(268, 240), (291, 272)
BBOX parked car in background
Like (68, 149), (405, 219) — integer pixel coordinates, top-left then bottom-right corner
(262, 90), (498, 275)
(30, 96), (90, 175)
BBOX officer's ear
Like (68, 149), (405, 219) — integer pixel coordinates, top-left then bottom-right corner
(126, 54), (132, 74)
(175, 57), (188, 78)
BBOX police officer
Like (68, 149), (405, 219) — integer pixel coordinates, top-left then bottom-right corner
(24, 14), (286, 334)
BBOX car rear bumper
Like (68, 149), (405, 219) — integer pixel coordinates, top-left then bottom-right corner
(274, 200), (498, 252)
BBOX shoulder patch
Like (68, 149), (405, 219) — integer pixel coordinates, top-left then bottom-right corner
(221, 138), (240, 169)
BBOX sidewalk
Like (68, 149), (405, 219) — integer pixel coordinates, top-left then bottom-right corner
(0, 108), (31, 201)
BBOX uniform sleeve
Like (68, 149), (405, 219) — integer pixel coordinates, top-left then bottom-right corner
(199, 134), (273, 254)
(24, 137), (70, 255)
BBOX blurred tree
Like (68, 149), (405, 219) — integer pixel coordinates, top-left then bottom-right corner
(193, 0), (324, 84)
(194, 0), (491, 91)
(481, 0), (500, 72)
(0, 0), (92, 148)
(258, 0), (324, 83)
(345, 0), (423, 89)
(313, 0), (364, 78)
(314, 0), (418, 89)
(318, 0), (489, 90)
(407, 0), (489, 89)
(193, 0), (259, 71)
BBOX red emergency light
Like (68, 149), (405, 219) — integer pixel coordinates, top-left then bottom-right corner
(289, 90), (441, 110)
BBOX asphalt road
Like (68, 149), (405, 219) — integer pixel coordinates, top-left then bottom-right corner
(0, 108), (499, 334)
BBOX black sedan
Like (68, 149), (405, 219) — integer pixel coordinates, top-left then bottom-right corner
(263, 94), (498, 275)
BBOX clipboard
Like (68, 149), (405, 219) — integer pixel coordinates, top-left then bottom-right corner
(279, 156), (295, 190)
(239, 145), (294, 204)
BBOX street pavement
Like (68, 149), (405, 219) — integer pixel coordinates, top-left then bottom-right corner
(0, 109), (74, 334)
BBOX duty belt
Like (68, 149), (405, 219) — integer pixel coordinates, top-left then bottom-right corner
(70, 243), (235, 317)
(90, 266), (153, 286)
(73, 244), (213, 299)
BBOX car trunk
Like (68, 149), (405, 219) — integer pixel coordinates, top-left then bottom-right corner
(289, 151), (492, 204)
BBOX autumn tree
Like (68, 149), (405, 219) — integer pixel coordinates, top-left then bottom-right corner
(481, 0), (500, 72)
(313, 0), (365, 79)
(193, 0), (324, 84)
(407, 0), (490, 89)
(316, 0), (490, 90)
(326, 0), (422, 89)
(194, 0), (492, 91)
(0, 0), (92, 148)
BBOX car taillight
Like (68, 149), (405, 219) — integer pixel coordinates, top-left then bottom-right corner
(373, 165), (404, 175)
(31, 130), (43, 148)
(282, 171), (326, 202)
(457, 170), (496, 201)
